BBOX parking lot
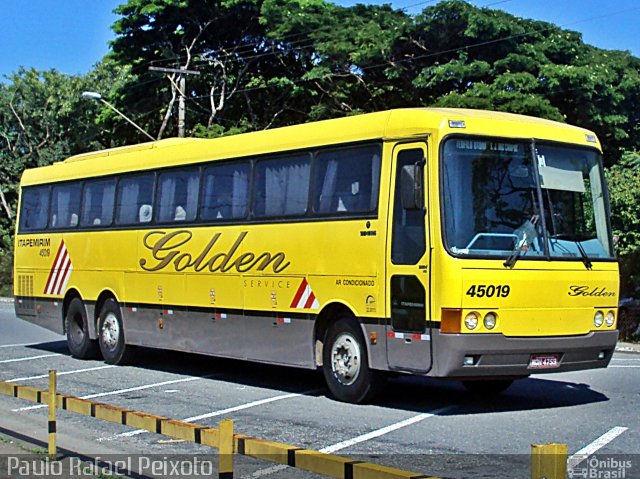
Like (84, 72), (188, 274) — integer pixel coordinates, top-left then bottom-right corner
(1, 301), (638, 478)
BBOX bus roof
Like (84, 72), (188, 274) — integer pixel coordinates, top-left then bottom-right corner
(21, 108), (601, 185)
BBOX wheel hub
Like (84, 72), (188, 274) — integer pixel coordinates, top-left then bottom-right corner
(101, 313), (120, 350)
(331, 333), (361, 386)
(70, 314), (85, 344)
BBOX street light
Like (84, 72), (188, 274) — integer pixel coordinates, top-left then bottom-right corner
(81, 91), (155, 142)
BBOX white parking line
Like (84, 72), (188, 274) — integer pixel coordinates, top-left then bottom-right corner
(320, 406), (455, 453)
(0, 353), (60, 364)
(567, 427), (629, 470)
(245, 405), (456, 478)
(8, 365), (117, 382)
(99, 390), (320, 441)
(0, 342), (40, 348)
(611, 358), (640, 361)
(609, 365), (640, 368)
(13, 375), (214, 412)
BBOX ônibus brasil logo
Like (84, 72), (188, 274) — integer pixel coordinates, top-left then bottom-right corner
(44, 241), (73, 295)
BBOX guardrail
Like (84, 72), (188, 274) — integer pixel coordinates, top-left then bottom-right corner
(0, 370), (568, 479)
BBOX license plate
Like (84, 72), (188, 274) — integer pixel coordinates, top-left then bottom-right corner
(529, 354), (559, 369)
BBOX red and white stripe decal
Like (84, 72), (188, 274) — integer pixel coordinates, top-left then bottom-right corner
(214, 313), (227, 319)
(43, 241), (73, 296)
(162, 309), (174, 315)
(290, 278), (319, 310)
(276, 317), (292, 324)
(386, 332), (431, 341)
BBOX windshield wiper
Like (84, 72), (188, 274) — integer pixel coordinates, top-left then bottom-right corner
(575, 241), (593, 270)
(551, 234), (593, 270)
(504, 218), (539, 269)
(503, 246), (522, 269)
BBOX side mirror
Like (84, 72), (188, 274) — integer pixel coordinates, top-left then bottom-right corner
(400, 162), (424, 210)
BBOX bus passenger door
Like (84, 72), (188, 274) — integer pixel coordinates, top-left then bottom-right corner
(385, 143), (431, 372)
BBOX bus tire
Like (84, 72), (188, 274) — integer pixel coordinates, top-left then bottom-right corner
(65, 297), (100, 359)
(98, 299), (134, 365)
(322, 316), (385, 403)
(462, 379), (514, 395)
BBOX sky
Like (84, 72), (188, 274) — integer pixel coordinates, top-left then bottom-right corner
(0, 0), (638, 79)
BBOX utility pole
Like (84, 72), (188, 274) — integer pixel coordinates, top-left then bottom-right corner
(149, 66), (201, 137)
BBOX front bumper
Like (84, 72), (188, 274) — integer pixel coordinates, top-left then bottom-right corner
(431, 330), (618, 378)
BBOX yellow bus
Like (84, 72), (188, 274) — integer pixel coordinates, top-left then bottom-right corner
(13, 108), (619, 403)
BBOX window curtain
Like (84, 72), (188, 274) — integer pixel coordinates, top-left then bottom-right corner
(318, 159), (338, 212)
(264, 160), (310, 216)
(185, 174), (199, 220)
(101, 183), (115, 224)
(119, 181), (140, 224)
(232, 167), (248, 217)
(158, 177), (176, 221)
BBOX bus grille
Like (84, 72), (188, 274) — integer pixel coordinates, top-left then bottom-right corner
(16, 274), (36, 316)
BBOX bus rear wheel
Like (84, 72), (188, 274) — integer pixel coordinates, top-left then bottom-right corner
(322, 317), (385, 403)
(98, 299), (134, 365)
(65, 297), (99, 359)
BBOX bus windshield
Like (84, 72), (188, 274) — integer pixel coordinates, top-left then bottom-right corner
(442, 137), (614, 261)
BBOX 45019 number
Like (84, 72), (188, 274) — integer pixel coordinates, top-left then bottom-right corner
(465, 284), (510, 298)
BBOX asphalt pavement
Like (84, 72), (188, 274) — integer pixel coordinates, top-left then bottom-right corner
(1, 298), (639, 479)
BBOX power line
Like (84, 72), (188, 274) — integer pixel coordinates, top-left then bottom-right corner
(108, 1), (639, 130)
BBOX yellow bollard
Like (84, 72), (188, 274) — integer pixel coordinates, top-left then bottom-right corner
(218, 419), (234, 479)
(48, 370), (57, 460)
(531, 443), (568, 479)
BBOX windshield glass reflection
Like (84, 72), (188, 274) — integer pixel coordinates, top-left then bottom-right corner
(442, 138), (614, 261)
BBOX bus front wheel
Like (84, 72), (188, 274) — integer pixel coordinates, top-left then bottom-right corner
(98, 299), (134, 365)
(322, 317), (385, 403)
(65, 297), (99, 359)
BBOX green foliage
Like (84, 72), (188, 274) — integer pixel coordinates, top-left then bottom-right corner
(0, 62), (133, 295)
(192, 121), (252, 138)
(606, 151), (640, 294)
(101, 0), (640, 160)
(0, 244), (12, 296)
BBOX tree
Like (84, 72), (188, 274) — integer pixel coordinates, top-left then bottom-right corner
(405, 1), (640, 164)
(261, 0), (411, 118)
(110, 0), (288, 137)
(606, 151), (640, 294)
(0, 61), (132, 294)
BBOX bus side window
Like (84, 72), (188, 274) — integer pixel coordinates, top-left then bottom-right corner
(80, 179), (116, 228)
(115, 174), (155, 225)
(313, 145), (381, 215)
(50, 183), (81, 229)
(19, 185), (50, 232)
(254, 155), (310, 218)
(156, 169), (199, 223)
(200, 163), (250, 221)
(391, 149), (426, 265)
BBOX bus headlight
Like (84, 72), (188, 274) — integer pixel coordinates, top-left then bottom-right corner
(605, 311), (615, 327)
(464, 312), (479, 330)
(483, 312), (497, 330)
(594, 311), (604, 328)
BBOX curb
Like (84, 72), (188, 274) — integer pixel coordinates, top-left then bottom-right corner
(615, 342), (640, 354)
(0, 297), (14, 303)
(0, 431), (31, 456)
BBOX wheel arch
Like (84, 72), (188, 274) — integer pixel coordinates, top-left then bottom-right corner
(94, 289), (120, 327)
(62, 288), (82, 333)
(314, 301), (362, 367)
